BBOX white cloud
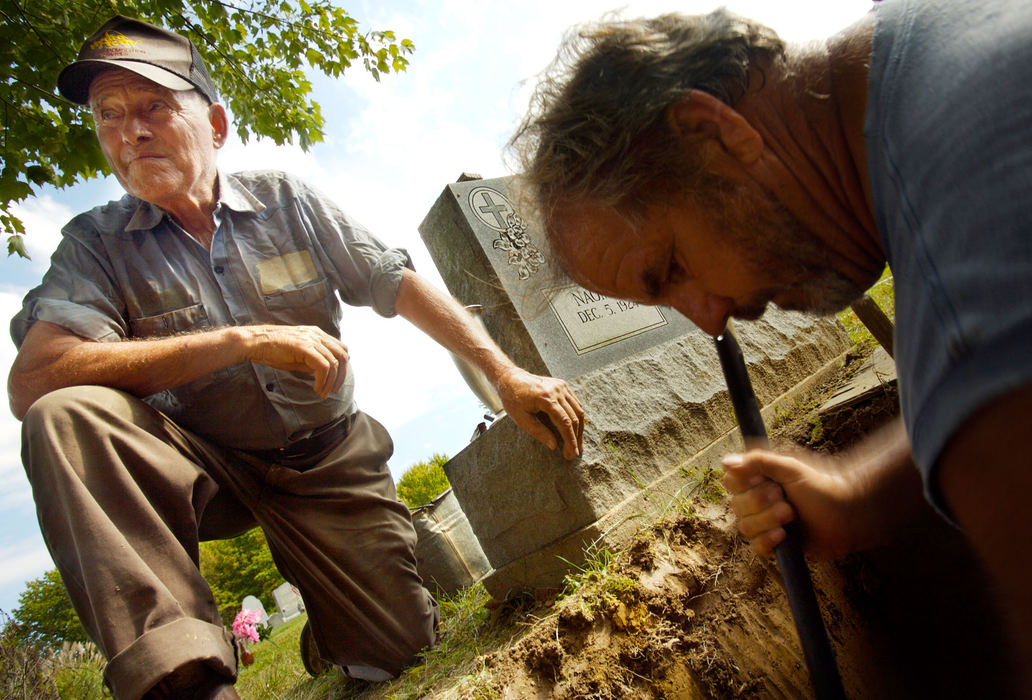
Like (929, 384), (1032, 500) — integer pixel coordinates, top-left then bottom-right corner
(9, 195), (72, 278)
(219, 136), (325, 180)
(0, 540), (52, 589)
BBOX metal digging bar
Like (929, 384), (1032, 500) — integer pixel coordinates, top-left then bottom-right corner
(714, 325), (846, 700)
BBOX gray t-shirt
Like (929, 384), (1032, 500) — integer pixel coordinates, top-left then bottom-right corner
(866, 0), (1032, 515)
(11, 170), (413, 450)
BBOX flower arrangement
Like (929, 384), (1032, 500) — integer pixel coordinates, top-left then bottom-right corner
(232, 608), (263, 665)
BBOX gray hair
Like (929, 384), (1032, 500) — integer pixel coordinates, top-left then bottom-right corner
(509, 8), (785, 229)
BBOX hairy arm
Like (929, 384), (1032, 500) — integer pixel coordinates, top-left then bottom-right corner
(8, 320), (349, 420)
(394, 268), (584, 459)
(721, 417), (924, 559)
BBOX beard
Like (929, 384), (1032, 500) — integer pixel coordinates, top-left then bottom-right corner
(689, 173), (865, 318)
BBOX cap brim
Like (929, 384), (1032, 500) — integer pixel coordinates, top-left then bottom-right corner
(58, 59), (195, 104)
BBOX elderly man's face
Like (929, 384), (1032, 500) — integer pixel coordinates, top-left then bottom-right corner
(89, 68), (219, 205)
(552, 177), (863, 336)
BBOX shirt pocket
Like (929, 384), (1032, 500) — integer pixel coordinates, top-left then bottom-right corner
(130, 302), (211, 337)
(262, 277), (335, 331)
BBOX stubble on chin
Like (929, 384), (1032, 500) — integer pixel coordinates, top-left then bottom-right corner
(702, 176), (863, 317)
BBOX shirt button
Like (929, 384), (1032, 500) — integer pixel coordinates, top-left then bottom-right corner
(266, 383), (275, 392)
(214, 265), (225, 274)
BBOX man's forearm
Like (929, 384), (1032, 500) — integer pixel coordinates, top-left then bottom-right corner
(8, 322), (247, 419)
(842, 417), (926, 550)
(393, 269), (516, 383)
(393, 268), (584, 458)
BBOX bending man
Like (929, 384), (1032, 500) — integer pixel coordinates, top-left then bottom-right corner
(511, 1), (1031, 694)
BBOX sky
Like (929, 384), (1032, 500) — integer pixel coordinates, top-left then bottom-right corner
(0, 0), (873, 615)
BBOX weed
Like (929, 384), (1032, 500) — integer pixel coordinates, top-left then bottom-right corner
(679, 465), (726, 504)
(52, 641), (107, 698)
(807, 417), (825, 446)
(1, 611), (61, 699)
(559, 543), (636, 616)
(607, 442), (723, 519)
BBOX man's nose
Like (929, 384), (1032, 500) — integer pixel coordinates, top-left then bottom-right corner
(121, 114), (152, 144)
(671, 289), (732, 337)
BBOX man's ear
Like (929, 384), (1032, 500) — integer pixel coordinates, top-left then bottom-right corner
(666, 89), (763, 165)
(209, 104), (229, 149)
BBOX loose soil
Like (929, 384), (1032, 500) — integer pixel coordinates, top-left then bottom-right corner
(453, 348), (1016, 699)
(478, 508), (814, 699)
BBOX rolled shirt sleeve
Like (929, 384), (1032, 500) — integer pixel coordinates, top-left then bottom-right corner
(281, 174), (414, 317)
(11, 212), (132, 348)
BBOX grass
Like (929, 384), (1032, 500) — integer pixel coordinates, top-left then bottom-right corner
(231, 581), (536, 700)
(234, 614), (317, 698)
(836, 268), (896, 347)
(0, 622), (107, 700)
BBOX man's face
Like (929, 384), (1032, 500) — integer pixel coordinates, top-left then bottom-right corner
(89, 68), (219, 205)
(553, 175), (864, 336)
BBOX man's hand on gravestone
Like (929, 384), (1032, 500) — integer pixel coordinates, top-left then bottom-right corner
(495, 367), (584, 459)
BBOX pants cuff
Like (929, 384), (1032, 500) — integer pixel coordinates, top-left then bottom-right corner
(104, 617), (237, 700)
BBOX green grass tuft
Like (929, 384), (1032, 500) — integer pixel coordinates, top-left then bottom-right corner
(837, 268), (896, 348)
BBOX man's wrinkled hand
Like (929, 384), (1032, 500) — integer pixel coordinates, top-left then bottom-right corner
(495, 367), (584, 459)
(240, 324), (349, 398)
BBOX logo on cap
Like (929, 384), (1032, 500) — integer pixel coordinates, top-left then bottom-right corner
(88, 30), (140, 52)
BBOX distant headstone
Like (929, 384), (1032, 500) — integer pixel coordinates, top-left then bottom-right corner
(272, 582), (305, 622)
(241, 595), (268, 627)
(419, 174), (852, 597)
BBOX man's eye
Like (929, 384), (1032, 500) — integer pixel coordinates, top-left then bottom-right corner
(669, 253), (696, 284)
(150, 101), (168, 111)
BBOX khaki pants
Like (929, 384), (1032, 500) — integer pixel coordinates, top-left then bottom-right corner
(22, 386), (437, 700)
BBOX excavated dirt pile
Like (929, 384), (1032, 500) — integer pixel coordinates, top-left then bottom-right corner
(481, 508), (820, 699)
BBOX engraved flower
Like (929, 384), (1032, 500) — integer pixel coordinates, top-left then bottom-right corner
(493, 212), (544, 279)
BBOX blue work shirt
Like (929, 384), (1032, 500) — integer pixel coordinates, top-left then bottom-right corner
(11, 170), (413, 450)
(866, 0), (1032, 516)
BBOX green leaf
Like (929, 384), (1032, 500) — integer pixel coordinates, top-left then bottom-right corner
(0, 177), (33, 202)
(7, 234), (30, 259)
(305, 47), (324, 65)
(25, 165), (53, 186)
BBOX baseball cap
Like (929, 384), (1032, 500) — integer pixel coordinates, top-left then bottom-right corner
(58, 15), (219, 105)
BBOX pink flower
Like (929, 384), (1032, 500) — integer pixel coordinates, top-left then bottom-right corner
(232, 608), (262, 644)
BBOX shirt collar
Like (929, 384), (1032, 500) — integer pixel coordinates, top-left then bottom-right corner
(125, 199), (165, 232)
(123, 170), (266, 232)
(217, 171), (266, 214)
